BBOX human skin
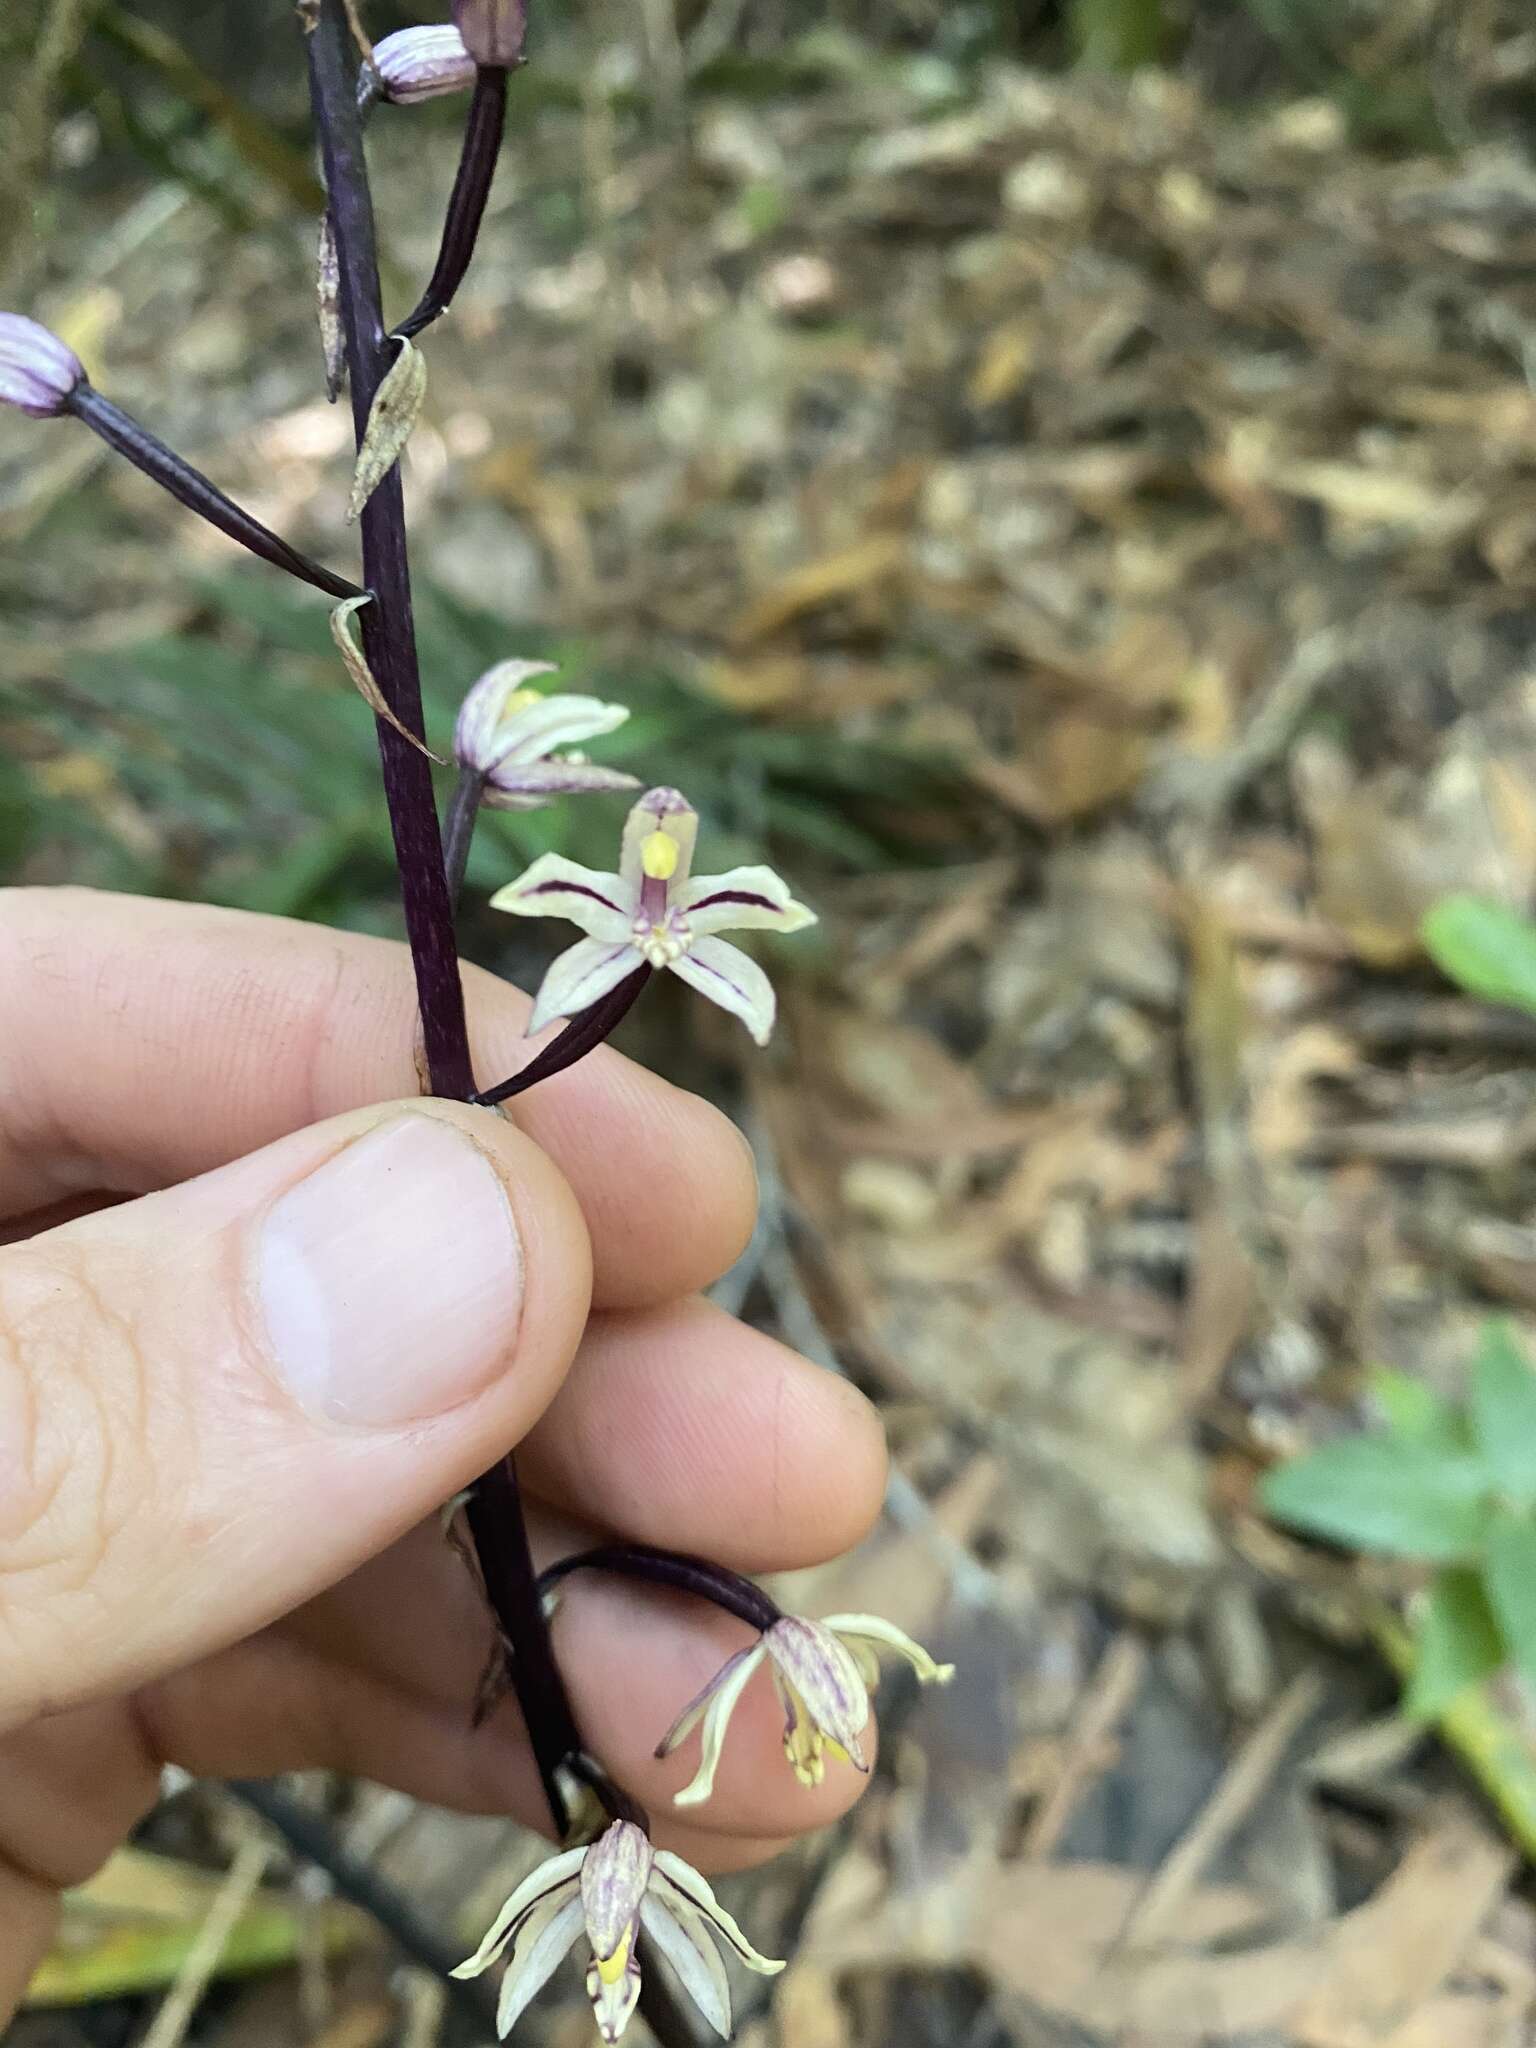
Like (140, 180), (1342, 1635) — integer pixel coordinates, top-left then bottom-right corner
(0, 890), (887, 2015)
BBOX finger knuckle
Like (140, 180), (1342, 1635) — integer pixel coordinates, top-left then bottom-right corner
(0, 1240), (159, 1681)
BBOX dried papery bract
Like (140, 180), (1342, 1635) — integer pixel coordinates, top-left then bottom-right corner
(316, 214), (344, 400)
(330, 596), (446, 762)
(347, 336), (428, 521)
(452, 0), (528, 66)
(0, 313), (83, 417)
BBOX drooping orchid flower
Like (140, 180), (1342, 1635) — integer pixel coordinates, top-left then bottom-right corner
(490, 785), (816, 1044)
(658, 1613), (954, 1807)
(452, 1819), (783, 2040)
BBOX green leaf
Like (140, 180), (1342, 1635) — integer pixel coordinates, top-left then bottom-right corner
(1422, 895), (1536, 1016)
(1470, 1321), (1536, 1507)
(1261, 1436), (1493, 1560)
(1370, 1367), (1467, 1450)
(1484, 1516), (1536, 1686)
(1404, 1567), (1506, 1719)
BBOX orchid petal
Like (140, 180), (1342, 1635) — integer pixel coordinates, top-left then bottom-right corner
(656, 1642), (764, 1759)
(585, 1935), (643, 2043)
(495, 1891), (584, 2037)
(620, 787), (698, 889)
(526, 938), (639, 1036)
(582, 1822), (654, 1962)
(452, 1846), (586, 1977)
(640, 1893), (732, 2037)
(490, 692), (631, 769)
(822, 1613), (956, 1686)
(668, 936), (777, 1045)
(764, 1617), (870, 1763)
(668, 1644), (766, 1807)
(651, 1854), (786, 1976)
(482, 761), (641, 811)
(675, 865), (817, 938)
(453, 659), (559, 769)
(489, 852), (634, 940)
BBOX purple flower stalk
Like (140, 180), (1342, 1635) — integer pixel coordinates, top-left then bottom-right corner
(492, 786), (817, 1045)
(365, 24), (477, 105)
(0, 314), (83, 417)
(0, 308), (362, 601)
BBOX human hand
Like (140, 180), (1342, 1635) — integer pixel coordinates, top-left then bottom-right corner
(0, 889), (887, 2014)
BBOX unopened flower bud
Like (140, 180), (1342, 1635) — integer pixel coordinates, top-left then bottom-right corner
(366, 24), (477, 105)
(451, 0), (527, 67)
(0, 313), (84, 418)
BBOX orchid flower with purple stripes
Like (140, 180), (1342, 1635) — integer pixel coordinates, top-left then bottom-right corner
(454, 660), (641, 810)
(452, 1818), (783, 2041)
(658, 1613), (955, 1808)
(490, 785), (816, 1045)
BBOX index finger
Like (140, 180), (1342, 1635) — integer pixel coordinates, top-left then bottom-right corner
(0, 888), (757, 1309)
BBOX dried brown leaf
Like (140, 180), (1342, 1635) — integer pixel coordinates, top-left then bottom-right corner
(329, 596), (445, 764)
(346, 337), (427, 522)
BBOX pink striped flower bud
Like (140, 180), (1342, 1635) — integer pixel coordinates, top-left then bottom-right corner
(369, 25), (478, 105)
(0, 314), (84, 418)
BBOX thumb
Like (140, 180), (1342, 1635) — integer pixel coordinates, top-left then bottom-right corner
(0, 1101), (591, 1734)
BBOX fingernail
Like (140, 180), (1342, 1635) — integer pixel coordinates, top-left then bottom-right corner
(257, 1114), (524, 1426)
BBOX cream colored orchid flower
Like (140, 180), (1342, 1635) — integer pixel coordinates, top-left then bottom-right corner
(658, 1613), (954, 1807)
(452, 1819), (783, 2040)
(490, 785), (816, 1044)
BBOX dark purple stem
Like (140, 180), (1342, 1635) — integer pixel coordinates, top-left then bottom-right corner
(461, 1456), (578, 1827)
(66, 385), (363, 602)
(304, 16), (472, 1102)
(394, 66), (509, 341)
(539, 1544), (783, 1634)
(303, 0), (581, 1839)
(474, 966), (653, 1107)
(569, 1752), (651, 1832)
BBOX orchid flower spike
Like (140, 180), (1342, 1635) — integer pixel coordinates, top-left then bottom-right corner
(659, 1614), (955, 1808)
(454, 660), (640, 809)
(491, 785), (816, 1045)
(452, 1818), (783, 2041)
